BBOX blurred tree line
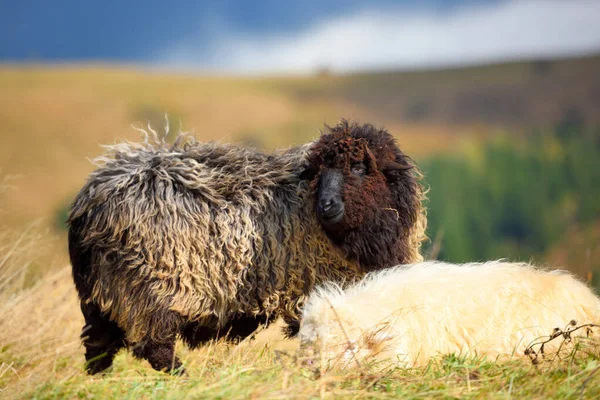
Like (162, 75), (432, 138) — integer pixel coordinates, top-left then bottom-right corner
(422, 117), (600, 280)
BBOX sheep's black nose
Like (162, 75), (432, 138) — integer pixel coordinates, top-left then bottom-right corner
(318, 196), (344, 222)
(320, 198), (336, 213)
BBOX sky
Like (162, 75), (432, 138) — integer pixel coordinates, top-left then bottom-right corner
(1, 0), (600, 74)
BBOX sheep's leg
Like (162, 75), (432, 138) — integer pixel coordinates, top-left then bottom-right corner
(223, 315), (269, 342)
(80, 302), (126, 374)
(182, 315), (269, 348)
(131, 310), (185, 374)
(181, 322), (219, 349)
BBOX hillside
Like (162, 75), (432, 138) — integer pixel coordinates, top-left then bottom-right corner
(282, 54), (600, 128)
(1, 54), (599, 229)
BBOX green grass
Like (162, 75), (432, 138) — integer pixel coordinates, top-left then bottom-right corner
(14, 347), (600, 400)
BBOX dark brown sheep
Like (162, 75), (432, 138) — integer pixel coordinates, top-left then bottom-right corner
(67, 120), (426, 374)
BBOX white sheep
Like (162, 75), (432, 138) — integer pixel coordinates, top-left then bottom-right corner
(299, 261), (600, 369)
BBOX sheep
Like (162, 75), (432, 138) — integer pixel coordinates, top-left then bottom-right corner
(299, 260), (600, 369)
(67, 120), (427, 374)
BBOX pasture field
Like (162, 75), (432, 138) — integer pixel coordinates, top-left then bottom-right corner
(1, 57), (600, 398)
(0, 237), (598, 399)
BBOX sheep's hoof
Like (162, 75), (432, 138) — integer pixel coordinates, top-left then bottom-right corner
(85, 352), (116, 375)
(282, 321), (300, 338)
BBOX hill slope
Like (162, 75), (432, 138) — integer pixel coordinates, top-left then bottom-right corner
(1, 54), (599, 227)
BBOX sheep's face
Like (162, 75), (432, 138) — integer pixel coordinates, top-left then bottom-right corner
(311, 135), (389, 229)
(299, 312), (364, 370)
(304, 121), (422, 267)
(299, 308), (396, 371)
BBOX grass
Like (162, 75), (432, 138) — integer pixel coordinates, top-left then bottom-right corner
(0, 223), (599, 399)
(3, 295), (600, 400)
(17, 352), (600, 399)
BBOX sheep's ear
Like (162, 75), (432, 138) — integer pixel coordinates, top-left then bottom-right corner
(364, 139), (413, 175)
(382, 159), (413, 175)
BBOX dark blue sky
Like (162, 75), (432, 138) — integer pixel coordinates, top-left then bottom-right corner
(0, 0), (494, 61)
(1, 0), (599, 74)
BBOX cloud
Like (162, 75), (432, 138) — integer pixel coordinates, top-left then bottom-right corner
(162, 0), (600, 74)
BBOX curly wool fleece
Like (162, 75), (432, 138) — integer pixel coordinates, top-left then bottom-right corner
(69, 132), (372, 344)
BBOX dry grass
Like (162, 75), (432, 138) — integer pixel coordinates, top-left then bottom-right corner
(0, 223), (599, 399)
(524, 321), (600, 367)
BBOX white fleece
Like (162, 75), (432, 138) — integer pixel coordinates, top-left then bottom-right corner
(300, 261), (600, 368)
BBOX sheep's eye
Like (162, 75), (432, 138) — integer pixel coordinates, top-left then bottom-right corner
(351, 163), (366, 175)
